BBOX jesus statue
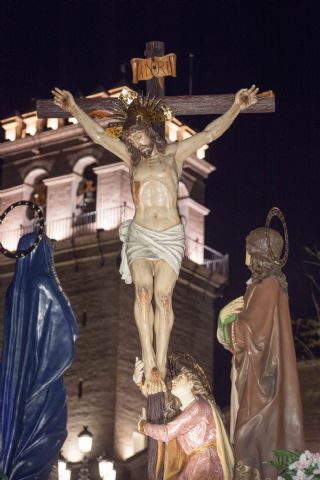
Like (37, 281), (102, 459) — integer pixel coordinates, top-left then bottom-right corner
(52, 85), (258, 394)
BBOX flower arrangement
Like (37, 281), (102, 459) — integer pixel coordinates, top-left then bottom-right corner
(269, 450), (320, 480)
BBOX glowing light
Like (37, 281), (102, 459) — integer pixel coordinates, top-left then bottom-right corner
(68, 117), (78, 125)
(60, 443), (82, 463)
(78, 426), (93, 454)
(58, 458), (66, 476)
(47, 118), (59, 130)
(2, 120), (17, 141)
(24, 115), (37, 136)
(62, 470), (71, 480)
(99, 459), (117, 479)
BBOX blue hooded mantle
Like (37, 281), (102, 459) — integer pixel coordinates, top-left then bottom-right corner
(0, 233), (77, 479)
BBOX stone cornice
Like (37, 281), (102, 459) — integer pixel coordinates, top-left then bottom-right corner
(93, 163), (129, 175)
(185, 155), (215, 178)
(178, 197), (210, 215)
(43, 172), (78, 186)
(0, 184), (24, 197)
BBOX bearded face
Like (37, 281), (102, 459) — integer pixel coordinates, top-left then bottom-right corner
(122, 124), (167, 166)
(127, 130), (155, 158)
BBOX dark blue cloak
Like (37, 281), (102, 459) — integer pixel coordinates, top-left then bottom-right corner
(0, 233), (77, 479)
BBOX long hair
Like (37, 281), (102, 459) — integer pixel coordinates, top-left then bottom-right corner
(121, 123), (167, 166)
(164, 366), (224, 423)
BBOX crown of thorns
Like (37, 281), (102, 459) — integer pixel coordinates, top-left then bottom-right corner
(100, 89), (174, 138)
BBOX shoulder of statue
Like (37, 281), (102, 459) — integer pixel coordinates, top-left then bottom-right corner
(197, 397), (210, 410)
(253, 276), (280, 302)
(261, 275), (280, 289)
(188, 398), (202, 413)
(166, 142), (178, 156)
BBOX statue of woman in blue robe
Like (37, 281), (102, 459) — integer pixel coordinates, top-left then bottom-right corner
(0, 233), (77, 480)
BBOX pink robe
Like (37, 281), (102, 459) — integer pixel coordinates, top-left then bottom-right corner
(145, 399), (224, 480)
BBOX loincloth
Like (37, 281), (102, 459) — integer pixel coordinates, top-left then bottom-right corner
(119, 220), (185, 284)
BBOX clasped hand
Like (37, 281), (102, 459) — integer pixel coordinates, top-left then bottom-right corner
(219, 296), (244, 323)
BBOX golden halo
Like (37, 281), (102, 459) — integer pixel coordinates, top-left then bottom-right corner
(265, 207), (289, 267)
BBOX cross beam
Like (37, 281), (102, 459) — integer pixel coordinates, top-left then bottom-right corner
(37, 40), (275, 119)
(36, 93), (274, 119)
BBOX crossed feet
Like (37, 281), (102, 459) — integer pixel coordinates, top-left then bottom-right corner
(133, 358), (167, 396)
(144, 367), (167, 395)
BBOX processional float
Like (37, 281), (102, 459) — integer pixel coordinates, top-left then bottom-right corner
(1, 40), (291, 480)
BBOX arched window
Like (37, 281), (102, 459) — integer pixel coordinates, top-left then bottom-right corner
(23, 168), (48, 223)
(72, 156), (99, 229)
(76, 163), (98, 214)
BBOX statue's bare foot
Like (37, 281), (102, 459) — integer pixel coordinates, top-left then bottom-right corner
(157, 363), (167, 381)
(145, 367), (167, 396)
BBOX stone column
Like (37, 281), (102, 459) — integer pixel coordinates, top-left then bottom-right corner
(0, 185), (24, 250)
(43, 173), (77, 240)
(178, 197), (210, 264)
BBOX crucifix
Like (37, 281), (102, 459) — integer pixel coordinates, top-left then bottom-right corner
(38, 40), (275, 480)
(37, 40), (274, 394)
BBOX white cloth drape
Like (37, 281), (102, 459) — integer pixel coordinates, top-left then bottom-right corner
(119, 220), (185, 284)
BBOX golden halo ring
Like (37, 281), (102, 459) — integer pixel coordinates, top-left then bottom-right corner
(265, 206), (289, 267)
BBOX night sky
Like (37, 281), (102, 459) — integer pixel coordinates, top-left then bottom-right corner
(1, 1), (319, 404)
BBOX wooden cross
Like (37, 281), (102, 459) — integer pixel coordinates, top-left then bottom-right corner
(37, 40), (275, 119)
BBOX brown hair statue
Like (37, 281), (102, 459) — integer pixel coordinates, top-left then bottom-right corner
(133, 354), (234, 480)
(217, 208), (304, 480)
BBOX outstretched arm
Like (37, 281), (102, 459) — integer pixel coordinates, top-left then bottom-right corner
(52, 88), (130, 165)
(174, 85), (259, 170)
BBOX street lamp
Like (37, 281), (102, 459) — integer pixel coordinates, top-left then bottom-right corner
(77, 426), (93, 480)
(58, 453), (67, 477)
(78, 426), (93, 454)
(98, 454), (117, 480)
(58, 453), (71, 480)
(75, 426), (116, 480)
(63, 470), (71, 480)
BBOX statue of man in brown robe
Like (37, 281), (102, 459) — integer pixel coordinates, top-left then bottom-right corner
(217, 227), (305, 480)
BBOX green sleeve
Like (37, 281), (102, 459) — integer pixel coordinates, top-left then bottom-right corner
(217, 313), (236, 345)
